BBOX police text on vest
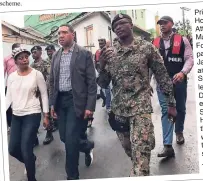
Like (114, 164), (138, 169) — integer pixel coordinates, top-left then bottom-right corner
(168, 57), (183, 62)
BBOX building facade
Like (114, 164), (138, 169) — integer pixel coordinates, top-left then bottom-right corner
(24, 12), (112, 54)
(113, 9), (151, 40)
(24, 13), (82, 36)
(2, 21), (50, 60)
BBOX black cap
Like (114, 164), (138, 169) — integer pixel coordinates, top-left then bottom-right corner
(31, 46), (42, 52)
(157, 16), (174, 24)
(111, 13), (132, 32)
(45, 44), (55, 51)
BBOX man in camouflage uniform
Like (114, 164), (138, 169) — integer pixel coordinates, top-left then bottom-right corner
(30, 45), (54, 145)
(45, 44), (58, 132)
(98, 14), (177, 176)
(45, 44), (56, 63)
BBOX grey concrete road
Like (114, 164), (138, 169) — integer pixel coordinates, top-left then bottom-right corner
(8, 70), (199, 181)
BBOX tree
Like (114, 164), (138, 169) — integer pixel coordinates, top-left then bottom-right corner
(147, 28), (156, 40)
(174, 19), (192, 36)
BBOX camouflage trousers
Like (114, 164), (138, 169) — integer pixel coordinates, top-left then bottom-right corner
(116, 114), (155, 176)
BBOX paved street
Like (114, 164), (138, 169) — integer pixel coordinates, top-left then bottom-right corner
(9, 70), (199, 181)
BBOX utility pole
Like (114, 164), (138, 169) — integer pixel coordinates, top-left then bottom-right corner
(180, 7), (190, 35)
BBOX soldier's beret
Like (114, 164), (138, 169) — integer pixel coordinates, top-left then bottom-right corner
(111, 13), (132, 32)
(31, 46), (42, 52)
(45, 44), (55, 51)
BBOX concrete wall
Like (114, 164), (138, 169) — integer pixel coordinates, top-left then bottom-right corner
(97, 14), (112, 43)
(134, 9), (146, 30)
(120, 9), (146, 30)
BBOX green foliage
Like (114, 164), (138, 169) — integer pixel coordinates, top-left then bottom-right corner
(174, 19), (192, 36)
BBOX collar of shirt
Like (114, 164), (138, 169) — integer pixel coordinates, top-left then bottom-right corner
(62, 42), (75, 54)
(160, 31), (174, 41)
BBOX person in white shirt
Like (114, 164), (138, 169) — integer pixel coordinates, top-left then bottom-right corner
(6, 48), (49, 181)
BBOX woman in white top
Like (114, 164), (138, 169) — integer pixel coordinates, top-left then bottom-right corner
(6, 48), (49, 181)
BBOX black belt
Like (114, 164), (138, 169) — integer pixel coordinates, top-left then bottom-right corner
(58, 90), (72, 96)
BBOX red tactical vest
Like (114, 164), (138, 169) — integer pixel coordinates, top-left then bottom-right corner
(153, 34), (185, 77)
(153, 34), (182, 55)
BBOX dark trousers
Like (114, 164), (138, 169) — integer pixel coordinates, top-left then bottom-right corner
(5, 87), (12, 127)
(56, 91), (89, 179)
(9, 113), (41, 181)
(100, 89), (106, 104)
(174, 79), (187, 133)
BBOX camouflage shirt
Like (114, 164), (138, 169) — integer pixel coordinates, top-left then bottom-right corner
(30, 59), (51, 92)
(99, 37), (175, 117)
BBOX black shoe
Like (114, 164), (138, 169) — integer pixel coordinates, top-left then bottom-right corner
(85, 140), (94, 167)
(43, 132), (54, 145)
(157, 146), (175, 158)
(102, 101), (106, 107)
(34, 137), (39, 147)
(85, 148), (94, 167)
(67, 177), (79, 180)
(176, 133), (185, 145)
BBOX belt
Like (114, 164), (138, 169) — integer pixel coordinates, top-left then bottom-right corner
(58, 90), (72, 96)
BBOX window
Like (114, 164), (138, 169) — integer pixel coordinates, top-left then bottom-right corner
(135, 10), (137, 19)
(141, 11), (144, 18)
(132, 10), (134, 18)
(85, 25), (93, 46)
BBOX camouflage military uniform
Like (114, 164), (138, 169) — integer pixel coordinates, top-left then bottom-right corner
(31, 59), (51, 95)
(31, 59), (52, 129)
(98, 37), (175, 176)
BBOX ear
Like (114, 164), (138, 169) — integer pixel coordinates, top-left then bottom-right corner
(130, 23), (133, 29)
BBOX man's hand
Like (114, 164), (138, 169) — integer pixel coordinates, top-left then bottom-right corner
(99, 46), (114, 69)
(173, 72), (185, 84)
(51, 106), (57, 119)
(168, 106), (177, 123)
(43, 114), (50, 129)
(84, 110), (93, 119)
